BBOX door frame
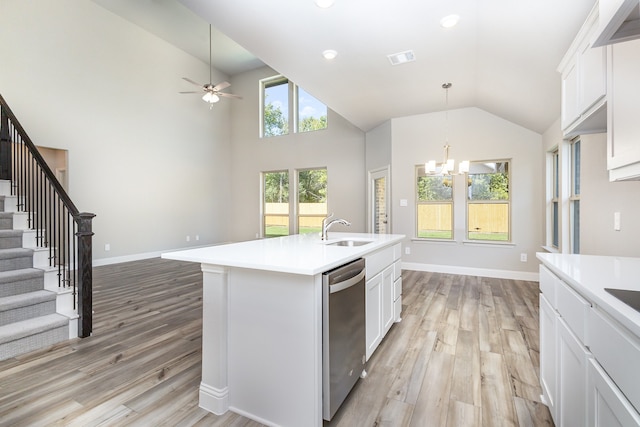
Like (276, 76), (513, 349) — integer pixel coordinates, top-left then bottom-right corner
(367, 166), (391, 234)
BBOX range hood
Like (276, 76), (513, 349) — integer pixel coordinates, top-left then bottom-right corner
(593, 0), (640, 47)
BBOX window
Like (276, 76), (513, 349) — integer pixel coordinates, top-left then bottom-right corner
(261, 75), (327, 138)
(551, 148), (560, 249)
(416, 165), (453, 239)
(263, 171), (289, 237)
(570, 139), (580, 253)
(262, 168), (327, 237)
(467, 161), (510, 241)
(262, 77), (290, 137)
(297, 86), (327, 133)
(297, 168), (327, 234)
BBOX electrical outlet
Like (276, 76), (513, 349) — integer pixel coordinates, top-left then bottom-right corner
(520, 253), (527, 262)
(405, 247), (411, 255)
(195, 235), (200, 241)
(614, 212), (621, 231)
(104, 243), (110, 251)
(186, 235), (190, 242)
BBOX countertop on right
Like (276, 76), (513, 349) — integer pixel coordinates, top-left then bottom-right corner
(537, 252), (640, 337)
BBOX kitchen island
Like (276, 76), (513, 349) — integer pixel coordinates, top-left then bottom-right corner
(162, 232), (404, 427)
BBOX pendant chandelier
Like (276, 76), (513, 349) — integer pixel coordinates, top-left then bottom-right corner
(425, 83), (469, 175)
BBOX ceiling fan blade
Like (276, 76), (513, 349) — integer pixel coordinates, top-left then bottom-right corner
(182, 77), (204, 87)
(179, 91), (202, 94)
(218, 92), (243, 100)
(213, 81), (231, 91)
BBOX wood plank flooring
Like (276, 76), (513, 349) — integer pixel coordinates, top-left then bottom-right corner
(0, 258), (553, 426)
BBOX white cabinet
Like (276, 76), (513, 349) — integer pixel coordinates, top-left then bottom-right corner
(588, 359), (640, 426)
(393, 260), (402, 322)
(557, 318), (590, 427)
(365, 243), (401, 361)
(606, 38), (640, 181)
(559, 5), (607, 137)
(593, 0), (640, 47)
(540, 293), (558, 420)
(540, 264), (640, 427)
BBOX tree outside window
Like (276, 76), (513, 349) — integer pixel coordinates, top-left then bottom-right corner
(298, 168), (327, 234)
(416, 166), (453, 239)
(467, 161), (510, 241)
(263, 171), (289, 237)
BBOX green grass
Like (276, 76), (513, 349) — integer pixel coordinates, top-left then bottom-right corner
(264, 226), (321, 238)
(468, 232), (509, 241)
(418, 230), (453, 239)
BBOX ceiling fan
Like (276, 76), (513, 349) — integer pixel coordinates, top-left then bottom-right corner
(180, 24), (242, 105)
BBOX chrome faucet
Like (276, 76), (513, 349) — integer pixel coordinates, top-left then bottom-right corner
(321, 213), (351, 240)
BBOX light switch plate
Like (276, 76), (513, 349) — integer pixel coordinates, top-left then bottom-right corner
(614, 212), (621, 231)
(400, 199), (408, 207)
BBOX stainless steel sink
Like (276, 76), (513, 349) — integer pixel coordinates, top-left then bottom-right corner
(325, 239), (373, 247)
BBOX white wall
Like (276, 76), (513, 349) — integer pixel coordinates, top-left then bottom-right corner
(227, 66), (366, 242)
(0, 0), (232, 263)
(389, 107), (543, 277)
(580, 133), (640, 257)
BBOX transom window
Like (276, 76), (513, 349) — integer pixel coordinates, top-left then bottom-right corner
(466, 161), (510, 242)
(416, 165), (453, 239)
(261, 75), (327, 138)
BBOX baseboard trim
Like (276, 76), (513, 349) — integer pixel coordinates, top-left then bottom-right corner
(93, 244), (213, 267)
(402, 262), (539, 282)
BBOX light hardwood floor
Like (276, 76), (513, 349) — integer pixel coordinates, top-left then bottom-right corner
(0, 258), (553, 426)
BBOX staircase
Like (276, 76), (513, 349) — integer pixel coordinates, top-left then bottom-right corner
(0, 182), (71, 361)
(0, 93), (95, 361)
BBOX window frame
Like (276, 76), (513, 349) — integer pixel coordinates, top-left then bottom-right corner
(260, 75), (327, 138)
(262, 169), (291, 238)
(296, 167), (328, 235)
(465, 160), (511, 243)
(415, 165), (454, 240)
(569, 138), (580, 254)
(550, 147), (560, 250)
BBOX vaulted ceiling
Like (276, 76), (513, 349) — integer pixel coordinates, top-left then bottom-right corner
(94, 0), (596, 134)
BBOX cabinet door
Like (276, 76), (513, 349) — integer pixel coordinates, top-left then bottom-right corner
(578, 39), (606, 114)
(540, 293), (558, 422)
(588, 359), (640, 427)
(381, 265), (394, 335)
(366, 273), (382, 361)
(607, 38), (640, 180)
(561, 60), (579, 131)
(558, 318), (590, 427)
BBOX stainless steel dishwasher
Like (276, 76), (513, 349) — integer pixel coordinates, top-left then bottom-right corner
(322, 258), (366, 421)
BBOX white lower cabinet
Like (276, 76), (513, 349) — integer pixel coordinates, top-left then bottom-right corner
(539, 293), (558, 419)
(557, 318), (590, 427)
(588, 359), (640, 427)
(365, 243), (401, 361)
(539, 264), (640, 427)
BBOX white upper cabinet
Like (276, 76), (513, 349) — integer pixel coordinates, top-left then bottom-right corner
(593, 0), (640, 47)
(559, 4), (607, 137)
(606, 38), (640, 181)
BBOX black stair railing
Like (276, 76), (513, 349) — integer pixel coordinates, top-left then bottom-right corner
(0, 93), (95, 338)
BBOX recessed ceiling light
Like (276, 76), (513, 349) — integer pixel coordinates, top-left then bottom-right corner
(387, 50), (415, 66)
(323, 49), (338, 60)
(440, 14), (460, 28)
(315, 0), (335, 8)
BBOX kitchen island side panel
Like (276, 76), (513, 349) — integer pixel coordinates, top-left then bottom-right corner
(227, 268), (323, 427)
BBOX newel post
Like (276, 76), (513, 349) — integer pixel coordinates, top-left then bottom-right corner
(76, 212), (96, 338)
(0, 106), (11, 180)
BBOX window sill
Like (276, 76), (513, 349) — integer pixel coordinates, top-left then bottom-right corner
(411, 238), (457, 244)
(461, 240), (515, 248)
(541, 245), (559, 253)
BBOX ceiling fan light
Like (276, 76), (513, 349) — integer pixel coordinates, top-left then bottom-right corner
(323, 49), (338, 60)
(315, 0), (335, 8)
(202, 92), (220, 103)
(440, 14), (460, 28)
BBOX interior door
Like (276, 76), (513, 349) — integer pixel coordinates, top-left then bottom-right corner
(369, 168), (390, 234)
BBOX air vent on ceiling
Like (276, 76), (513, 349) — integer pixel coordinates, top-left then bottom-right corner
(387, 50), (415, 66)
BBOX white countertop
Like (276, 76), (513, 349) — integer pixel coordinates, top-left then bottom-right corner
(162, 232), (405, 276)
(537, 252), (640, 337)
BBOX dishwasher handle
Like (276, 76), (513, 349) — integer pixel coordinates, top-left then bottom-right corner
(329, 269), (365, 294)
